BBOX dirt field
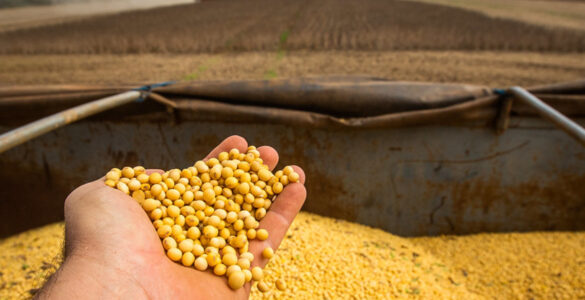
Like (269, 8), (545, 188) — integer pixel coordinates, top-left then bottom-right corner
(409, 0), (585, 32)
(2, 51), (584, 87)
(2, 0), (585, 54)
(1, 0), (583, 88)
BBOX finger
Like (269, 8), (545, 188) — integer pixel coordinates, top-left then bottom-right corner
(205, 135), (248, 160)
(249, 165), (305, 266)
(257, 145), (279, 171)
(64, 180), (153, 254)
(249, 182), (306, 268)
(98, 169), (165, 182)
(145, 169), (164, 175)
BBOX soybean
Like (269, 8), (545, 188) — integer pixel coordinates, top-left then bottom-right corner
(103, 147), (300, 291)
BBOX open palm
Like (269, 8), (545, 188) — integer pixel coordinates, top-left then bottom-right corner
(37, 136), (306, 299)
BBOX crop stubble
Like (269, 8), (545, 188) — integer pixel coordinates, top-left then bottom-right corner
(2, 51), (585, 87)
(1, 0), (585, 54)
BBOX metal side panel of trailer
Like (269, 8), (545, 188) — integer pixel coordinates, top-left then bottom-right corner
(1, 77), (584, 237)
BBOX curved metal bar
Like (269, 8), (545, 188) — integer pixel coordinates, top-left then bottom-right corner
(0, 90), (141, 154)
(509, 86), (585, 147)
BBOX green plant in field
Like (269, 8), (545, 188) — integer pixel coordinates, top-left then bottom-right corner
(264, 69), (278, 79)
(184, 65), (208, 80)
(183, 58), (218, 81)
(276, 49), (286, 60)
(262, 29), (291, 78)
(275, 29), (291, 59)
(224, 39), (234, 50)
(279, 30), (290, 49)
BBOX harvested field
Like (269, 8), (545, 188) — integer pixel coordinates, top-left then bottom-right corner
(409, 0), (585, 32)
(2, 52), (585, 87)
(0, 0), (194, 33)
(2, 0), (585, 54)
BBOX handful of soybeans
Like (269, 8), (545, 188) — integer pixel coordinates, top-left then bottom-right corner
(103, 146), (299, 292)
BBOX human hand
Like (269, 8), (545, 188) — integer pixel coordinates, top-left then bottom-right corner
(36, 135), (306, 299)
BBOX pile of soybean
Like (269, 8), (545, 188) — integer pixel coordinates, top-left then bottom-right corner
(1, 213), (472, 299)
(2, 214), (585, 299)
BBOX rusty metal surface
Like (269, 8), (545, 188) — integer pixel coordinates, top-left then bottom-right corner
(495, 96), (513, 134)
(1, 116), (585, 238)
